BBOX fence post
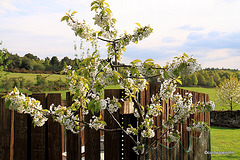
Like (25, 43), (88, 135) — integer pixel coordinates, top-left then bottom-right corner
(66, 92), (82, 160)
(30, 93), (47, 160)
(46, 93), (63, 160)
(14, 93), (29, 160)
(0, 94), (11, 160)
(104, 89), (124, 160)
(85, 112), (100, 160)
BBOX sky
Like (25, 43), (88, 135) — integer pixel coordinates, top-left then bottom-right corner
(1, 0), (240, 69)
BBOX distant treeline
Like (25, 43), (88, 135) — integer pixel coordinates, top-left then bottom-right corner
(2, 52), (239, 87)
(181, 69), (240, 87)
(3, 52), (80, 73)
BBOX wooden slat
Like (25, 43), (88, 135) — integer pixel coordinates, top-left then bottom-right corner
(14, 93), (29, 159)
(46, 93), (62, 160)
(85, 112), (100, 160)
(0, 94), (11, 160)
(30, 93), (47, 160)
(123, 114), (138, 160)
(66, 92), (82, 160)
(104, 89), (124, 160)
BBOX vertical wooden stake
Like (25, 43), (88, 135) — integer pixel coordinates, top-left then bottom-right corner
(10, 110), (14, 160)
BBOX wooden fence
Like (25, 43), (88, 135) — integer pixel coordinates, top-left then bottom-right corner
(0, 84), (211, 160)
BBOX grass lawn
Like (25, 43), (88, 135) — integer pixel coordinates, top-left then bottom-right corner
(179, 86), (240, 111)
(210, 126), (240, 160)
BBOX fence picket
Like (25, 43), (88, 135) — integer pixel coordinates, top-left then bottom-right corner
(0, 94), (11, 160)
(14, 93), (29, 160)
(104, 89), (124, 160)
(46, 93), (63, 160)
(30, 93), (47, 160)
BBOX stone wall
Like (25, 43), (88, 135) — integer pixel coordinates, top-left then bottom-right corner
(210, 110), (240, 128)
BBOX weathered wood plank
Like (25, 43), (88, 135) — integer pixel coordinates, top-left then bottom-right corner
(0, 94), (11, 160)
(104, 89), (124, 160)
(85, 112), (100, 160)
(66, 92), (82, 160)
(46, 93), (62, 160)
(14, 93), (29, 160)
(30, 93), (47, 160)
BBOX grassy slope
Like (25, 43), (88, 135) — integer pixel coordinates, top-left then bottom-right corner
(0, 71), (68, 99)
(211, 127), (240, 160)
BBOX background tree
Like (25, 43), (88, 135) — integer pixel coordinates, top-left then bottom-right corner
(191, 74), (198, 86)
(215, 76), (240, 110)
(0, 41), (11, 76)
(20, 57), (34, 70)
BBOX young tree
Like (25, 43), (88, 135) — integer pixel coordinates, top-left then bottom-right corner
(216, 76), (240, 111)
(4, 1), (215, 159)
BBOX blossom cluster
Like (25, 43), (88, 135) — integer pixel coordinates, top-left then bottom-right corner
(50, 104), (81, 133)
(159, 79), (177, 100)
(196, 101), (215, 113)
(164, 131), (180, 143)
(68, 20), (97, 45)
(132, 143), (145, 155)
(141, 129), (155, 138)
(166, 54), (201, 79)
(5, 88), (48, 127)
(89, 115), (106, 131)
(186, 121), (209, 132)
(148, 103), (161, 117)
(171, 92), (193, 122)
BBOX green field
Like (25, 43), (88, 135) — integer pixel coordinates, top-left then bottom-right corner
(0, 71), (66, 84)
(180, 87), (240, 111)
(210, 126), (240, 160)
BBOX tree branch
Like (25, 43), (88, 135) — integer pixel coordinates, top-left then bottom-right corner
(107, 109), (137, 145)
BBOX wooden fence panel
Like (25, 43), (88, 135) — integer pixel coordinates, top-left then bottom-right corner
(46, 93), (63, 160)
(0, 94), (11, 160)
(0, 87), (211, 160)
(30, 93), (47, 160)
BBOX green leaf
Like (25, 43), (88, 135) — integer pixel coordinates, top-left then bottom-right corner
(178, 63), (185, 71)
(131, 59), (141, 65)
(91, 6), (98, 11)
(183, 53), (189, 58)
(5, 99), (11, 109)
(105, 8), (111, 15)
(104, 2), (110, 7)
(136, 23), (141, 28)
(61, 16), (68, 22)
(71, 11), (77, 16)
(91, 1), (99, 6)
(144, 58), (154, 63)
(176, 79), (182, 85)
(173, 70), (179, 77)
(164, 71), (169, 79)
(114, 71), (123, 79)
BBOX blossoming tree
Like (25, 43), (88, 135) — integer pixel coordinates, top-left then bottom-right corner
(4, 0), (215, 159)
(216, 76), (240, 111)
